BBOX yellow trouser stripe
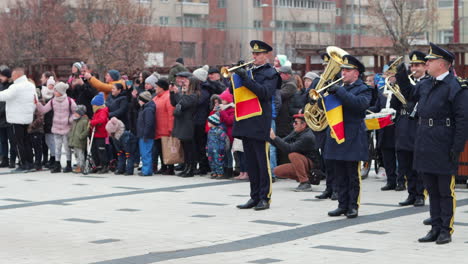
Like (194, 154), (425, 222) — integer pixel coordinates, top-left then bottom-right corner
(449, 175), (456, 234)
(423, 189), (428, 200)
(357, 161), (362, 208)
(265, 142), (272, 203)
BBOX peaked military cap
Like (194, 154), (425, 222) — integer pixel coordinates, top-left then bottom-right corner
(425, 42), (455, 63)
(250, 40), (273, 53)
(320, 52), (330, 65)
(409, 50), (427, 64)
(341, 55), (365, 73)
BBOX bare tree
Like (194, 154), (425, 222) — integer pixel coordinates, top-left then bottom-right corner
(70, 0), (150, 77)
(367, 0), (437, 55)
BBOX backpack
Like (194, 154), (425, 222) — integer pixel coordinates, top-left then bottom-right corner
(51, 97), (74, 124)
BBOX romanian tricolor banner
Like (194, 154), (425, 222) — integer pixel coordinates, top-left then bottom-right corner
(321, 94), (345, 144)
(365, 114), (393, 130)
(232, 71), (263, 121)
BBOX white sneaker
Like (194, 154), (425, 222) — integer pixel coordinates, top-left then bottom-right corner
(376, 167), (386, 179)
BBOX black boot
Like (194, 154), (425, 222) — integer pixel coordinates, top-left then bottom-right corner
(175, 163), (185, 171)
(217, 168), (233, 179)
(315, 189), (332, 199)
(63, 161), (72, 173)
(46, 156), (55, 169)
(163, 166), (175, 175)
(177, 164), (189, 177)
(156, 165), (167, 174)
(9, 158), (15, 169)
(51, 161), (61, 173)
(181, 164), (195, 178)
(0, 157), (8, 168)
(98, 165), (109, 174)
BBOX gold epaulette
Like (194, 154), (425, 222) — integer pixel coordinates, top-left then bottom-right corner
(456, 76), (468, 89)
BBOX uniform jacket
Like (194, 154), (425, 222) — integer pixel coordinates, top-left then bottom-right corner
(36, 95), (77, 135)
(136, 101), (156, 140)
(276, 77), (297, 137)
(324, 79), (372, 161)
(402, 72), (468, 174)
(0, 76), (36, 125)
(88, 77), (126, 99)
(272, 127), (318, 163)
(170, 92), (198, 141)
(153, 90), (175, 139)
(232, 63), (280, 141)
(106, 93), (128, 128)
(68, 115), (89, 150)
(393, 74), (430, 151)
(90, 107), (109, 138)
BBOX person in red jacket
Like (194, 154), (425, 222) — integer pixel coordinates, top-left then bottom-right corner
(218, 89), (235, 178)
(89, 92), (109, 173)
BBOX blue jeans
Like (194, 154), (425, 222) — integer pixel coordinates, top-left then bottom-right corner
(139, 138), (154, 175)
(269, 120), (277, 178)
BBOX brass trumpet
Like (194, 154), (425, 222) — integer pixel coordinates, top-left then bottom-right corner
(221, 60), (255, 78)
(408, 71), (416, 85)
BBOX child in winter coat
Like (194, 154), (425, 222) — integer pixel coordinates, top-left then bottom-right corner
(136, 91), (156, 176)
(218, 89), (235, 178)
(89, 92), (109, 174)
(36, 82), (77, 173)
(41, 76), (56, 168)
(27, 109), (44, 171)
(106, 117), (138, 176)
(68, 105), (89, 173)
(206, 113), (229, 179)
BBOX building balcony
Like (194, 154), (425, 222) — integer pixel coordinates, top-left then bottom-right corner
(175, 1), (209, 16)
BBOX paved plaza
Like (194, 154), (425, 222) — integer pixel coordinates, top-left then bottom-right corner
(0, 167), (467, 264)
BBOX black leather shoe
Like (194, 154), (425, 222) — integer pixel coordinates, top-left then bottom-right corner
(328, 208), (347, 217)
(436, 230), (452, 245)
(346, 208), (358, 218)
(315, 190), (332, 199)
(381, 184), (396, 191)
(236, 199), (258, 209)
(395, 184), (406, 191)
(399, 196), (415, 206)
(423, 217), (432, 226)
(331, 192), (338, 200)
(174, 164), (185, 171)
(254, 200), (270, 211)
(414, 198), (425, 207)
(418, 229), (440, 243)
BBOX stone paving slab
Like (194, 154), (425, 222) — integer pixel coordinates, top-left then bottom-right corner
(0, 167), (466, 264)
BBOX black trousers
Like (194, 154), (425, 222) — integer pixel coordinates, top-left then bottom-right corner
(243, 138), (272, 202)
(30, 133), (43, 166)
(381, 148), (403, 186)
(182, 140), (196, 166)
(422, 173), (455, 233)
(92, 138), (108, 167)
(397, 150), (424, 199)
(334, 160), (360, 210)
(0, 126), (16, 161)
(12, 124), (33, 166)
(324, 159), (336, 192)
(194, 124), (209, 169)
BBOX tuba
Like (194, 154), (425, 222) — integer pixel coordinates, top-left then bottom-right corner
(384, 56), (407, 106)
(304, 46), (348, 131)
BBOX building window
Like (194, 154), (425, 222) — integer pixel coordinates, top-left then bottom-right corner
(159, 16), (169, 26)
(217, 21), (226, 29)
(218, 0), (226, 8)
(160, 0), (168, 2)
(254, 0), (262, 7)
(138, 0), (151, 3)
(181, 42), (196, 59)
(439, 30), (453, 44)
(253, 20), (262, 29)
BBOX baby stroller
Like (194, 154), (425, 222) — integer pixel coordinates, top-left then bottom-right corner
(82, 127), (96, 175)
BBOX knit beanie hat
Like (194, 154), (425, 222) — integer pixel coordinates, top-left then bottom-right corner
(138, 91), (152, 103)
(193, 67), (208, 82)
(75, 105), (87, 116)
(0, 68), (11, 78)
(73, 62), (83, 71)
(54, 82), (69, 95)
(91, 92), (105, 106)
(145, 74), (158, 88)
(219, 89), (233, 103)
(208, 112), (221, 126)
(276, 55), (288, 66)
(176, 57), (184, 65)
(105, 117), (125, 139)
(108, 69), (120, 81)
(156, 79), (169, 90)
(303, 71), (319, 81)
(46, 76), (56, 86)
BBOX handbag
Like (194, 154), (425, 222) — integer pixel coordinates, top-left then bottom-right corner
(173, 103), (182, 117)
(161, 136), (184, 165)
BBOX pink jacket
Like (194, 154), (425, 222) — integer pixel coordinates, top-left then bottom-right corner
(153, 90), (175, 139)
(36, 96), (76, 135)
(220, 106), (234, 143)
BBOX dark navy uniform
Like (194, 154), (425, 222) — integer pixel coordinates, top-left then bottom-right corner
(401, 43), (468, 242)
(324, 56), (371, 218)
(233, 40), (280, 210)
(395, 51), (430, 205)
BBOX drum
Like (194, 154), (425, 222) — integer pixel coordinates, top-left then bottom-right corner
(364, 109), (395, 131)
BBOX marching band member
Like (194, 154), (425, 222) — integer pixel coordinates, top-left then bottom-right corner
(398, 43), (468, 244)
(325, 55), (372, 218)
